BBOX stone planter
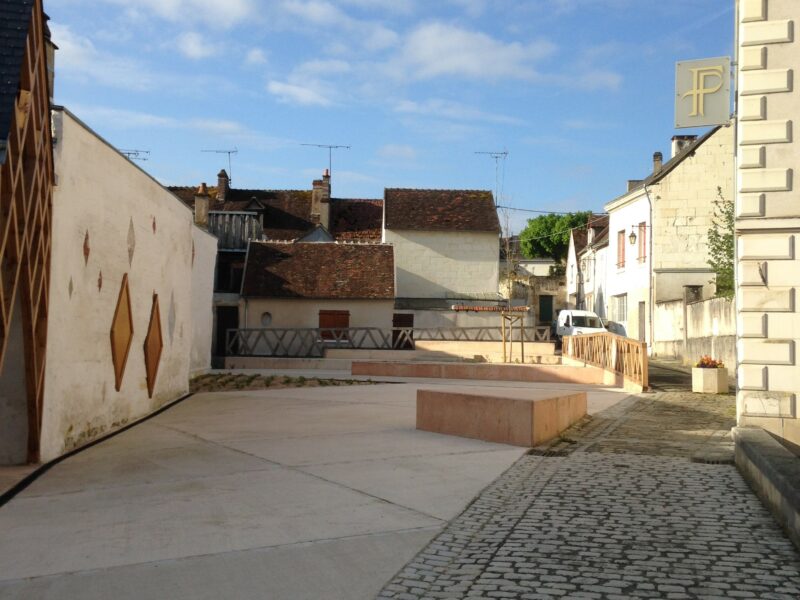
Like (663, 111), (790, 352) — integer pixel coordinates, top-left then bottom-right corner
(692, 367), (728, 394)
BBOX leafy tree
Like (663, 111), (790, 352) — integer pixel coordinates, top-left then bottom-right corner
(707, 186), (734, 298)
(518, 211), (591, 262)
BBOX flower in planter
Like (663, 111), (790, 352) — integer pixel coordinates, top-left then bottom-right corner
(695, 355), (725, 369)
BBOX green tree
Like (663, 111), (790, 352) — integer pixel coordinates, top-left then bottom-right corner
(707, 187), (734, 298)
(518, 211), (591, 262)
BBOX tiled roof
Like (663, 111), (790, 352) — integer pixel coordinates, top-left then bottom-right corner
(330, 198), (383, 241)
(572, 229), (588, 255)
(167, 186), (314, 240)
(241, 242), (395, 299)
(384, 189), (500, 232)
(0, 0), (34, 162)
(226, 189), (314, 240)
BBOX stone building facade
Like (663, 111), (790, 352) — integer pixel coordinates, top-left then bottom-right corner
(735, 0), (799, 445)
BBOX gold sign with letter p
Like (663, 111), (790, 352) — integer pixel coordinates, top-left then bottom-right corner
(675, 57), (731, 128)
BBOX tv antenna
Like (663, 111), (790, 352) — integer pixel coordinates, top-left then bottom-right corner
(475, 149), (509, 207)
(202, 147), (238, 185)
(119, 149), (150, 161)
(301, 143), (350, 177)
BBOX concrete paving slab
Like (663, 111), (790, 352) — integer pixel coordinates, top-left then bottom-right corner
(300, 449), (526, 520)
(0, 381), (631, 597)
(0, 528), (440, 600)
(0, 466), (439, 581)
(226, 428), (519, 467)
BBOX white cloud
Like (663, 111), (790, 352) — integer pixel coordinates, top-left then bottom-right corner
(280, 0), (399, 51)
(245, 48), (268, 66)
(176, 31), (218, 59)
(338, 0), (415, 14)
(377, 144), (417, 161)
(267, 81), (332, 106)
(50, 23), (157, 91)
(102, 0), (257, 28)
(69, 105), (294, 151)
(396, 22), (556, 81)
(395, 98), (524, 125)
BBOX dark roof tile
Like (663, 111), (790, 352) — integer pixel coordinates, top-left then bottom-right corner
(0, 0), (34, 157)
(330, 198), (383, 241)
(242, 242), (394, 299)
(384, 188), (500, 232)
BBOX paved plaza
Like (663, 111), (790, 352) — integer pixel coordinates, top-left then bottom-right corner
(0, 379), (624, 599)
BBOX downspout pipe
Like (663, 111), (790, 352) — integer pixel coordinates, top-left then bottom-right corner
(643, 183), (655, 354)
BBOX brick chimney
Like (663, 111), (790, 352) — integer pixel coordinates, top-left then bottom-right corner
(194, 183), (210, 227)
(310, 169), (331, 229)
(653, 152), (663, 174)
(217, 169), (229, 202)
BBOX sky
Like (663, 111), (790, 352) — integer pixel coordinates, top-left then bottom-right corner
(46, 0), (734, 234)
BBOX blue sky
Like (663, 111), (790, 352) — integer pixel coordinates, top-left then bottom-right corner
(47, 0), (734, 233)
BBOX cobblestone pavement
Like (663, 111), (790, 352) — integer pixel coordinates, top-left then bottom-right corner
(376, 391), (800, 599)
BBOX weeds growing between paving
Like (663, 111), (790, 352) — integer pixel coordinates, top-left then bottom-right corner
(190, 372), (378, 393)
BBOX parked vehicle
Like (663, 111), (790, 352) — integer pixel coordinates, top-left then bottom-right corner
(604, 320), (627, 337)
(555, 309), (607, 339)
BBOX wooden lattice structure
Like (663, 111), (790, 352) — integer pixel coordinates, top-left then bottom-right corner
(0, 0), (54, 462)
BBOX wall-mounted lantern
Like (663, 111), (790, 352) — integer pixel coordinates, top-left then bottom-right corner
(629, 228), (638, 246)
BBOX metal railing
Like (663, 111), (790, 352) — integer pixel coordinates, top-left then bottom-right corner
(563, 332), (648, 388)
(225, 326), (551, 357)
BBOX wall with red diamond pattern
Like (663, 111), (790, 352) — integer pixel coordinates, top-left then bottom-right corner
(39, 109), (216, 462)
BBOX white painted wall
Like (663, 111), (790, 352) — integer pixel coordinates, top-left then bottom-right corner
(606, 190), (651, 341)
(581, 245), (608, 319)
(384, 229), (499, 298)
(40, 109), (216, 461)
(191, 227), (217, 374)
(241, 298), (394, 329)
(735, 0), (800, 445)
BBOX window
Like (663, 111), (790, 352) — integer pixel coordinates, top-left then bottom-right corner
(637, 222), (647, 262)
(617, 230), (625, 268)
(611, 294), (628, 322)
(260, 312), (272, 327)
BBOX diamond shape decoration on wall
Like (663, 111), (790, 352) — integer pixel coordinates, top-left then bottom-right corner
(110, 274), (134, 391)
(127, 218), (136, 266)
(143, 293), (164, 398)
(83, 230), (90, 265)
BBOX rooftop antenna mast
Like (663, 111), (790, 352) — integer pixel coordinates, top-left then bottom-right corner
(301, 143), (351, 178)
(202, 147), (238, 185)
(119, 149), (150, 161)
(475, 149), (509, 207)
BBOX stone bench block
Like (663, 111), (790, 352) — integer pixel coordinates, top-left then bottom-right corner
(416, 390), (587, 447)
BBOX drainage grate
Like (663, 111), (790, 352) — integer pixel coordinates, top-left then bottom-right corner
(691, 453), (735, 465)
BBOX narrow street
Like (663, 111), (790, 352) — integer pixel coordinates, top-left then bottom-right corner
(378, 385), (800, 599)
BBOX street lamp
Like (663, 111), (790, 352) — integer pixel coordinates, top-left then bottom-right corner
(629, 228), (637, 246)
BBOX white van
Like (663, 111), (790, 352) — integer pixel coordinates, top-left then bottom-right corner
(555, 309), (607, 338)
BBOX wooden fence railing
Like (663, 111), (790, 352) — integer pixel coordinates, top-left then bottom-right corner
(563, 332), (648, 389)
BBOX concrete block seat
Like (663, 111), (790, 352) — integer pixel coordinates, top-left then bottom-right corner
(417, 389), (587, 448)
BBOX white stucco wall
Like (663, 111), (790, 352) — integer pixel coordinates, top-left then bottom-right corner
(606, 191), (651, 341)
(384, 229), (499, 298)
(735, 0), (800, 445)
(241, 298), (394, 329)
(191, 226), (217, 374)
(40, 109), (216, 461)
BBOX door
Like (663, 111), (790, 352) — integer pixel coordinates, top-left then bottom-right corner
(538, 295), (554, 324)
(319, 310), (349, 340)
(215, 306), (239, 356)
(638, 301), (646, 341)
(392, 313), (414, 349)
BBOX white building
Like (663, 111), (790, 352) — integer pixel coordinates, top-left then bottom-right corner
(566, 215), (609, 318)
(604, 126), (734, 346)
(383, 189), (502, 328)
